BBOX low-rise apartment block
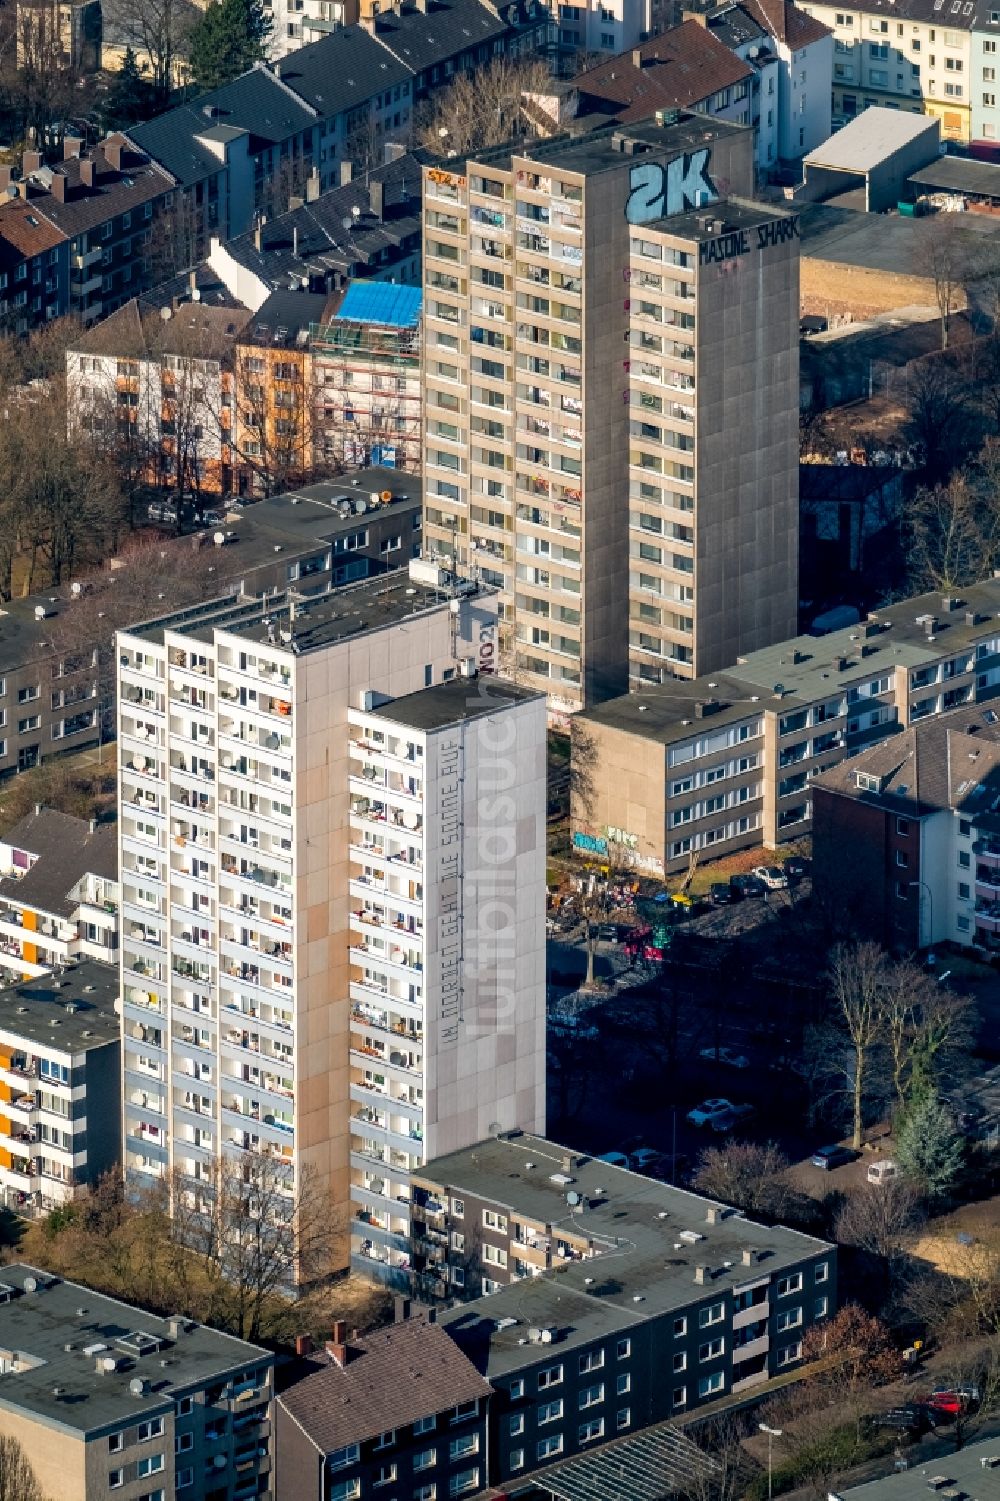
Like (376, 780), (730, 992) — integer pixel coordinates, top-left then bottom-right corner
(799, 0), (998, 144)
(275, 1316), (491, 1501)
(572, 580), (1000, 874)
(0, 809), (118, 982)
(312, 281), (422, 473)
(0, 960), (119, 1214)
(116, 562), (546, 1280)
(0, 1265), (273, 1501)
(812, 701), (1000, 953)
(419, 1133), (834, 1483)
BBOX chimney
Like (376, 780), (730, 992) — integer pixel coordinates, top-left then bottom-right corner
(288, 193), (304, 213)
(394, 1295), (411, 1324)
(63, 136), (83, 160)
(50, 172), (66, 202)
(340, 159), (353, 187)
(0, 167), (10, 190)
(426, 1306), (437, 1324)
(694, 1265), (707, 1285)
(384, 141), (406, 164)
(88, 818), (97, 834)
(682, 6), (707, 21)
(326, 1319), (348, 1366)
(359, 11), (375, 29)
(188, 268), (198, 296)
(632, 46), (643, 66)
(412, 0), (426, 12)
(370, 180), (384, 220)
(562, 1154), (573, 1171)
(104, 138), (123, 171)
(254, 220), (263, 252)
(305, 169), (320, 203)
(293, 224), (299, 258)
(705, 1206), (719, 1224)
(294, 1333), (313, 1356)
(79, 158), (95, 188)
(741, 1248), (755, 1267)
(22, 150), (42, 176)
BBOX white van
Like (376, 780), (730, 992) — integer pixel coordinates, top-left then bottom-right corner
(867, 1159), (899, 1185)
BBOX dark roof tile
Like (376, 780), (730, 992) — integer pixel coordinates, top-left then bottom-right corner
(573, 21), (753, 122)
(0, 810), (117, 919)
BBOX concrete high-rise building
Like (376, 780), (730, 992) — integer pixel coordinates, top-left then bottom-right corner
(116, 564), (546, 1285)
(421, 114), (800, 713)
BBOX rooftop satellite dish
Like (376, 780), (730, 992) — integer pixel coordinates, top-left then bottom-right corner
(566, 1190), (581, 1206)
(191, 288), (202, 303)
(160, 306), (172, 321)
(351, 204), (361, 218)
(342, 216), (354, 232)
(528, 1327), (542, 1343)
(129, 1377), (147, 1397)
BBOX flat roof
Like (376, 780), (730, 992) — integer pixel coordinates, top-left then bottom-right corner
(0, 961), (119, 1055)
(804, 107), (938, 174)
(840, 1439), (1000, 1501)
(909, 155), (1000, 197)
(333, 281), (422, 328)
(428, 1134), (831, 1378)
(646, 195), (793, 239)
(581, 579), (1000, 745)
(369, 676), (544, 732)
(472, 113), (747, 179)
(0, 1265), (269, 1436)
(125, 570), (489, 657)
(798, 200), (1000, 276)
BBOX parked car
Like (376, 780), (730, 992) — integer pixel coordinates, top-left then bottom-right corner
(687, 1098), (735, 1128)
(730, 874), (765, 899)
(198, 508), (225, 526)
(597, 923), (618, 944)
(923, 1388), (980, 1416)
(596, 1151), (630, 1169)
(711, 1103), (756, 1132)
(630, 1148), (665, 1175)
(867, 1159), (899, 1186)
(147, 500), (178, 524)
(811, 1144), (858, 1170)
(710, 883), (732, 906)
(864, 1406), (929, 1435)
(753, 865), (789, 891)
(699, 1045), (750, 1070)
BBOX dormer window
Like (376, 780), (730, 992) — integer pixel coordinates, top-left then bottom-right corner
(856, 771), (882, 791)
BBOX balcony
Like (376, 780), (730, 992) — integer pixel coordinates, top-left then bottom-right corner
(733, 1300), (769, 1330)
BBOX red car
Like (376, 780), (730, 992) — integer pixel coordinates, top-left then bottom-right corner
(921, 1389), (978, 1417)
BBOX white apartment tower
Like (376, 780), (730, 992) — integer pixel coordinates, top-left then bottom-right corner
(117, 565), (547, 1284)
(421, 114), (800, 712)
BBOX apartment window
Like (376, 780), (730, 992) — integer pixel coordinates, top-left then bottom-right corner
(137, 1455), (164, 1478)
(137, 1418), (164, 1442)
(109, 1433), (124, 1454)
(538, 1400), (563, 1424)
(538, 1365), (563, 1389)
(579, 1418), (604, 1444)
(175, 1433), (193, 1453)
(673, 1352), (687, 1372)
(778, 1272), (804, 1296)
(176, 1397), (194, 1416)
(815, 1296), (829, 1318)
(698, 1372), (725, 1397)
(579, 1383), (604, 1408)
(414, 1417), (436, 1436)
(815, 1262), (829, 1283)
(175, 1470), (193, 1490)
(332, 1481), (361, 1501)
(110, 1472), (124, 1490)
(699, 1337), (725, 1361)
(959, 882), (971, 900)
(617, 1373), (631, 1395)
(329, 1445), (360, 1471)
(579, 1350), (604, 1375)
(618, 1408), (631, 1430)
(451, 1197), (465, 1217)
(373, 1430), (396, 1450)
(449, 1434), (479, 1462)
(673, 1317), (687, 1338)
(959, 851), (971, 868)
(537, 1436), (564, 1460)
(673, 1386), (688, 1408)
(374, 1464), (398, 1488)
(777, 1342), (803, 1368)
(483, 1209), (507, 1232)
(510, 1379), (525, 1400)
(616, 1339), (631, 1359)
(509, 1414), (525, 1436)
(777, 1307), (802, 1332)
(699, 1301), (724, 1327)
(510, 1448), (525, 1470)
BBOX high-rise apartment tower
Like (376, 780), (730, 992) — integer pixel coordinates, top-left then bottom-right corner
(421, 114), (800, 711)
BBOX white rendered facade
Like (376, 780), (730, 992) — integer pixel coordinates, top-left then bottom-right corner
(346, 678), (546, 1279)
(117, 568), (545, 1275)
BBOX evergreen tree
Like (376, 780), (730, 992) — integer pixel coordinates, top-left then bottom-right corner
(103, 48), (158, 127)
(189, 0), (272, 90)
(896, 1091), (964, 1204)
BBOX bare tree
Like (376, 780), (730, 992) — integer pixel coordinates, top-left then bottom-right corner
(692, 1141), (798, 1221)
(825, 941), (890, 1150)
(914, 216), (973, 351)
(0, 1433), (47, 1501)
(904, 355), (974, 486)
(228, 345), (318, 497)
(100, 0), (198, 100)
(179, 1151), (339, 1340)
(417, 53), (553, 157)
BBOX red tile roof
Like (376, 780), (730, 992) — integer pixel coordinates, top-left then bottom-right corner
(743, 0), (830, 48)
(278, 1318), (492, 1455)
(0, 199), (66, 259)
(573, 21), (754, 123)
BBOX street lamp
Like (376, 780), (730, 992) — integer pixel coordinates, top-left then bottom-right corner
(908, 879), (933, 949)
(759, 1424), (783, 1501)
